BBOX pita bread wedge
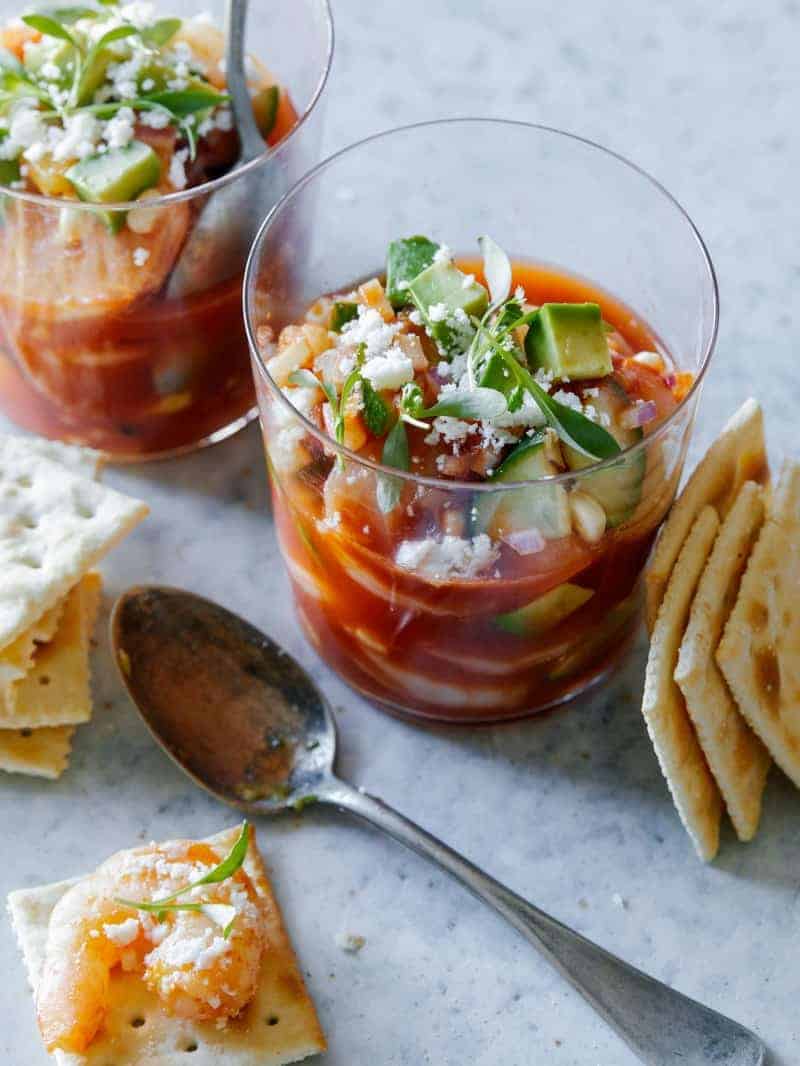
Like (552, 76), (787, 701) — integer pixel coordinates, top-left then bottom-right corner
(642, 506), (723, 861)
(717, 461), (800, 789)
(0, 440), (147, 650)
(7, 826), (327, 1066)
(0, 725), (75, 779)
(646, 399), (767, 631)
(675, 482), (771, 840)
(0, 573), (102, 728)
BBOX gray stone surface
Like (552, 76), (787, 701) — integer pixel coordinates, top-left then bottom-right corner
(2, 1), (799, 1063)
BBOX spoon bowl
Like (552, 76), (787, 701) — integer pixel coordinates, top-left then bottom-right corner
(112, 586), (335, 811)
(112, 586), (766, 1066)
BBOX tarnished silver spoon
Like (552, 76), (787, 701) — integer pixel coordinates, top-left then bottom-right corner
(111, 586), (766, 1066)
(166, 0), (271, 299)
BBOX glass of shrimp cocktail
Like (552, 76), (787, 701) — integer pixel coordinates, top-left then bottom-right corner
(245, 120), (718, 724)
(0, 0), (332, 459)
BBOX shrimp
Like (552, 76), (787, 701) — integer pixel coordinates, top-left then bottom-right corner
(36, 839), (267, 1054)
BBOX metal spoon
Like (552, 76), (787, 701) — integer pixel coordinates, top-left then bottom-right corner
(111, 586), (766, 1066)
(166, 0), (273, 299)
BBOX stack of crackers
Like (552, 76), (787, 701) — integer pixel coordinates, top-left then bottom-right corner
(0, 437), (147, 781)
(642, 398), (800, 860)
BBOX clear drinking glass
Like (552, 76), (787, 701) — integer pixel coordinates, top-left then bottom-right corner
(0, 0), (332, 460)
(244, 119), (718, 724)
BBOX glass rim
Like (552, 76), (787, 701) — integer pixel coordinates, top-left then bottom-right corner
(0, 0), (334, 213)
(244, 117), (719, 493)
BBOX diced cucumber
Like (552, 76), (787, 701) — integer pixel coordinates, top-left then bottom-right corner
(525, 302), (613, 381)
(495, 583), (594, 637)
(66, 141), (161, 233)
(385, 235), (439, 308)
(330, 300), (358, 332)
(472, 436), (571, 541)
(563, 379), (645, 527)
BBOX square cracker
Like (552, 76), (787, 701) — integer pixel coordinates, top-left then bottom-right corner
(0, 601), (66, 689)
(0, 436), (104, 482)
(646, 399), (767, 631)
(642, 506), (723, 861)
(0, 573), (102, 728)
(0, 440), (147, 650)
(675, 482), (771, 841)
(0, 725), (75, 779)
(717, 462), (800, 789)
(7, 826), (327, 1066)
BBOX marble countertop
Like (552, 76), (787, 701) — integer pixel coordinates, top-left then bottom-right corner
(2, 0), (799, 1062)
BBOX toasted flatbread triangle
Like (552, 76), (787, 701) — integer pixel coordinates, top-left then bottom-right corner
(0, 724), (75, 779)
(0, 440), (147, 650)
(642, 506), (723, 861)
(646, 399), (767, 631)
(7, 826), (327, 1066)
(675, 482), (771, 840)
(717, 462), (800, 789)
(0, 573), (102, 728)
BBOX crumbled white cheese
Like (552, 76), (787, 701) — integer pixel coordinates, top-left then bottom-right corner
(103, 106), (136, 149)
(552, 389), (582, 412)
(132, 247), (151, 267)
(103, 917), (140, 947)
(140, 108), (172, 130)
(335, 932), (366, 954)
(428, 302), (448, 323)
(168, 148), (189, 190)
(433, 243), (452, 264)
(424, 416), (472, 447)
(341, 306), (401, 361)
(51, 111), (101, 162)
(462, 273), (476, 288)
(395, 534), (500, 580)
(533, 368), (554, 389)
(491, 392), (546, 430)
(514, 285), (526, 302)
(361, 351), (414, 391)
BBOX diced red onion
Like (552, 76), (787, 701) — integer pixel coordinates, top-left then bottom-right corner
(503, 528), (546, 555)
(621, 400), (658, 430)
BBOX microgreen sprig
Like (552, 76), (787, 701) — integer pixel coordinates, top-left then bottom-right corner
(115, 821), (250, 940)
(377, 418), (409, 513)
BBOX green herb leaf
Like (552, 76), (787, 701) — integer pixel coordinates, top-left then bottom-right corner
(399, 381), (424, 418)
(288, 369), (322, 390)
(191, 821), (251, 888)
(330, 300), (358, 333)
(479, 234), (512, 309)
(114, 896), (203, 917)
(336, 366), (361, 448)
(145, 86), (228, 116)
(361, 378), (391, 436)
(93, 23), (138, 48)
(48, 7), (100, 23)
(22, 12), (78, 45)
(512, 363), (620, 461)
(142, 16), (181, 46)
(421, 386), (507, 421)
(385, 234), (439, 308)
(377, 418), (409, 513)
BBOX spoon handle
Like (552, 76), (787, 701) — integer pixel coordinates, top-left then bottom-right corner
(325, 781), (763, 1066)
(224, 0), (266, 162)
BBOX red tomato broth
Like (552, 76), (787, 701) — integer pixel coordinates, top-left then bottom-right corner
(262, 260), (685, 722)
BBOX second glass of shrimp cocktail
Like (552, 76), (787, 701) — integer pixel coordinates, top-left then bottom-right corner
(245, 120), (718, 724)
(0, 0), (332, 459)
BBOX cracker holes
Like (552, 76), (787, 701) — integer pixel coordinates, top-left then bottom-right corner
(18, 514), (37, 529)
(18, 554), (42, 569)
(38, 675), (51, 686)
(267, 1016), (280, 1027)
(19, 729), (32, 738)
(130, 1016), (146, 1029)
(183, 1041), (198, 1053)
(15, 475), (32, 488)
(75, 503), (96, 520)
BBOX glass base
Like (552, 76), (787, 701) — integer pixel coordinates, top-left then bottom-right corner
(98, 406), (259, 464)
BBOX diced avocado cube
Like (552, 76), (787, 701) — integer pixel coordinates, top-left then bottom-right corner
(330, 300), (359, 333)
(495, 583), (594, 637)
(408, 260), (489, 356)
(0, 158), (20, 186)
(385, 235), (439, 308)
(408, 260), (489, 319)
(66, 141), (161, 234)
(525, 303), (613, 381)
(252, 84), (280, 139)
(23, 38), (74, 85)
